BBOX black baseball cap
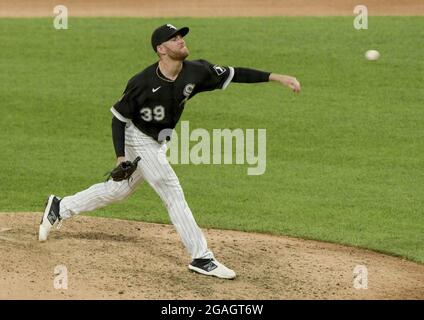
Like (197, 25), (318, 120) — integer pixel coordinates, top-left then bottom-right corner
(151, 24), (189, 52)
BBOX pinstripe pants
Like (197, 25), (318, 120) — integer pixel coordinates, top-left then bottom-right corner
(59, 122), (214, 260)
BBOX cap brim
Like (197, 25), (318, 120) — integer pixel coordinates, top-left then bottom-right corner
(168, 26), (189, 40)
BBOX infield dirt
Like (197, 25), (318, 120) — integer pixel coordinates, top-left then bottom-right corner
(1, 0), (423, 17)
(1, 213), (424, 299)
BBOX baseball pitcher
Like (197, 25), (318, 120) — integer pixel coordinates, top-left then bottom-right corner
(39, 23), (301, 280)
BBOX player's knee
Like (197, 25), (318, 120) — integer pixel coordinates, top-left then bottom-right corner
(149, 174), (170, 187)
(114, 190), (131, 202)
(105, 181), (133, 201)
(151, 175), (182, 192)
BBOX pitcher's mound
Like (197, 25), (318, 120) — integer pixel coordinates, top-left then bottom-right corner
(0, 213), (423, 299)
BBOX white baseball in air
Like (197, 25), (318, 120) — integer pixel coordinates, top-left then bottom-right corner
(365, 50), (380, 61)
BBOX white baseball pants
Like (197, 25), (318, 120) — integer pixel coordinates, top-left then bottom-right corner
(59, 122), (214, 260)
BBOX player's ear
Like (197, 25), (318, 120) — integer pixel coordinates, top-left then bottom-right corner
(156, 44), (166, 57)
(156, 44), (166, 56)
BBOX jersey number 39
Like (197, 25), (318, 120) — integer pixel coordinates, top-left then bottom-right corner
(140, 105), (165, 122)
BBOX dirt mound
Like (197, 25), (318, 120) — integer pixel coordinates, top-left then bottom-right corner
(0, 212), (423, 299)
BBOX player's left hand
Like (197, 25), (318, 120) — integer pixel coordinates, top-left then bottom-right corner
(105, 156), (141, 182)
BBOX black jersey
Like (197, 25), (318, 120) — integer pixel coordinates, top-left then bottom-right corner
(111, 59), (234, 142)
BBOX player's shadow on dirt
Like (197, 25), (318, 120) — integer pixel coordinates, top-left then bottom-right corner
(61, 232), (139, 242)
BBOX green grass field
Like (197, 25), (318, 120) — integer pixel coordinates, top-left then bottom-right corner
(1, 17), (423, 262)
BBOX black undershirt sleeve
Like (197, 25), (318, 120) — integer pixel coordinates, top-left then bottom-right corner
(232, 67), (270, 83)
(112, 116), (126, 157)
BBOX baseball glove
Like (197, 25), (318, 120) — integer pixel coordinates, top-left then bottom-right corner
(106, 156), (141, 182)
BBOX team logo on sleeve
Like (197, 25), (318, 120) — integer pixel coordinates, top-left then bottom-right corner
(213, 65), (226, 76)
(183, 83), (195, 97)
